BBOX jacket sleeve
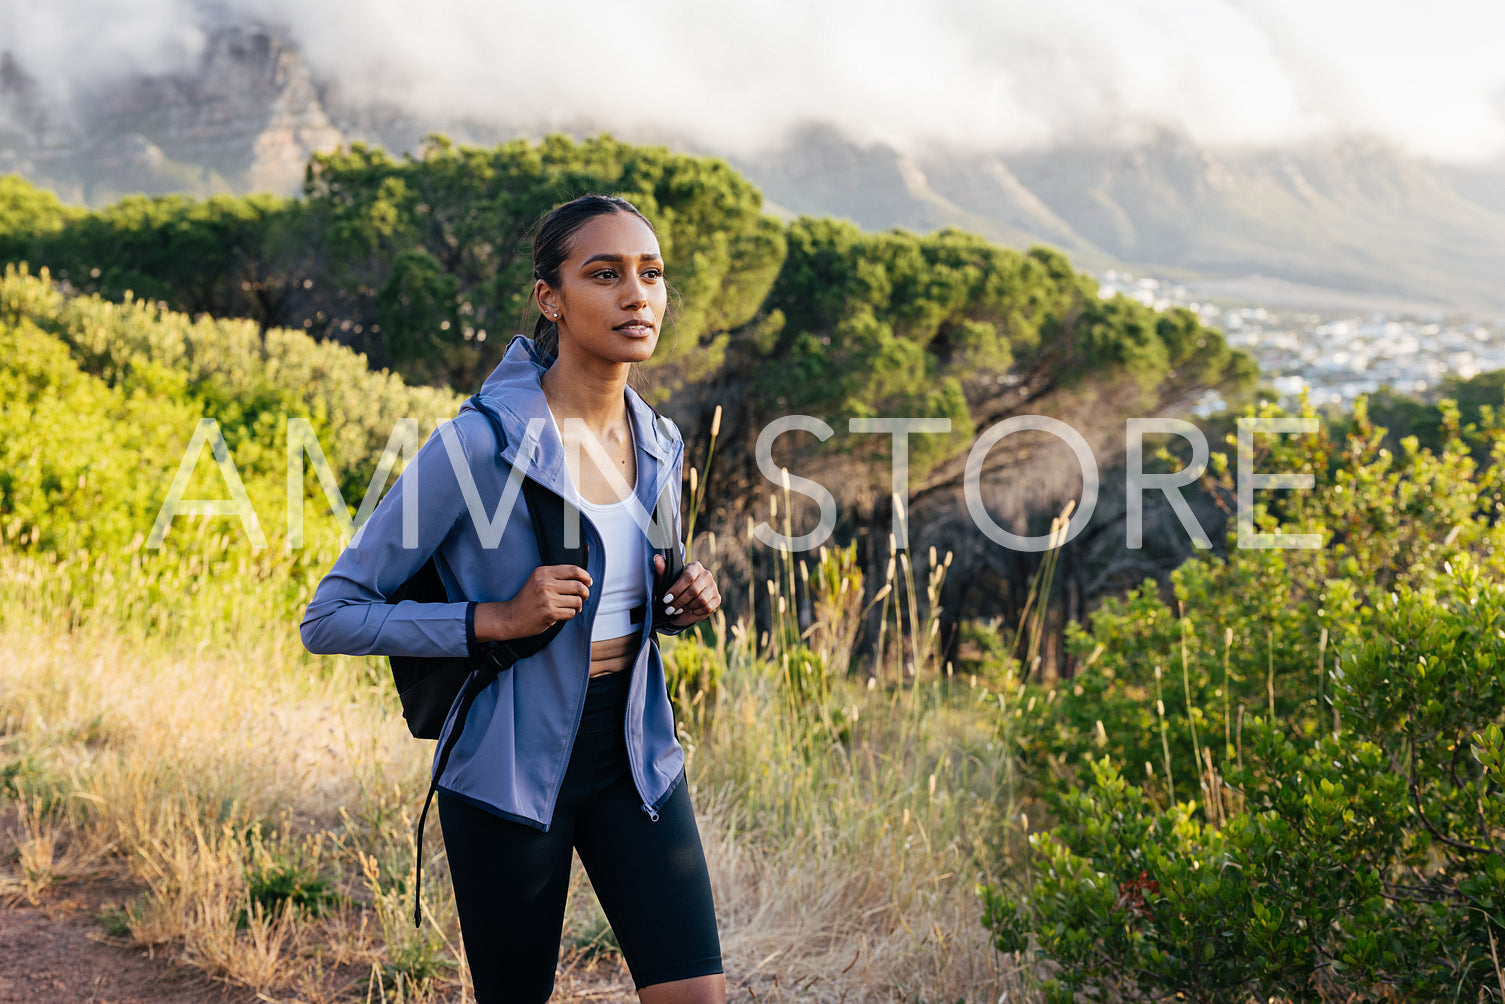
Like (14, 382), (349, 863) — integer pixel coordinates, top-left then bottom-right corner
(300, 413), (490, 659)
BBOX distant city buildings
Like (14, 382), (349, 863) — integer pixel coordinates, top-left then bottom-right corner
(1096, 270), (1505, 415)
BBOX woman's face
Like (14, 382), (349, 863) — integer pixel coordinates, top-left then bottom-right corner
(538, 211), (667, 366)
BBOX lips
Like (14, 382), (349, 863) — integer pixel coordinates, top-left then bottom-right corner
(614, 319), (655, 337)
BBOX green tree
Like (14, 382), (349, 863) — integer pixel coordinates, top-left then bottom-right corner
(300, 134), (785, 388)
(3, 183), (294, 327)
(743, 219), (1252, 484)
(0, 174), (82, 258)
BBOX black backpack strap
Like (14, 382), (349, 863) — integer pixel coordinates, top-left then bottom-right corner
(412, 394), (582, 927)
(648, 475), (684, 631)
(412, 661), (492, 926)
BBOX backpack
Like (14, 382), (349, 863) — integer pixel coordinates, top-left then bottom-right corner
(390, 393), (683, 925)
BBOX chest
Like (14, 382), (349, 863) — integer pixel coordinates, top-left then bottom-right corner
(553, 419), (638, 506)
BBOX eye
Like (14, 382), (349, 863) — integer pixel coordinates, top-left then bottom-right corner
(642, 268), (663, 280)
(591, 268), (618, 281)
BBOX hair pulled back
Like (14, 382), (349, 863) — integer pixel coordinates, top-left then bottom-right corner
(530, 194), (656, 360)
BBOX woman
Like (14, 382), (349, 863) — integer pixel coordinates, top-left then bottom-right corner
(301, 194), (725, 1003)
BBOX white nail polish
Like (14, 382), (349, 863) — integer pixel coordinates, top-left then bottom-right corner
(663, 593), (674, 603)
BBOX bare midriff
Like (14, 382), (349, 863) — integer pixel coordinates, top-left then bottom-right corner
(589, 632), (637, 678)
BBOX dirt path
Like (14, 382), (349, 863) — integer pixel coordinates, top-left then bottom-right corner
(0, 899), (254, 1004)
(0, 897), (637, 1003)
(0, 893), (687, 1003)
(0, 887), (775, 1004)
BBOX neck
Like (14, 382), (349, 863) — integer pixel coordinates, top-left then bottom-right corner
(541, 341), (631, 434)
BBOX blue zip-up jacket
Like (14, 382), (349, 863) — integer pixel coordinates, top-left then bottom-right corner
(300, 335), (687, 828)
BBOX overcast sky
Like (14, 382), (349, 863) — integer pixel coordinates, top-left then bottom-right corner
(5, 0), (1504, 161)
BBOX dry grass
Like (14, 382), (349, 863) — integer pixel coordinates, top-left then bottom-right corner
(689, 672), (1020, 1003)
(0, 585), (448, 1001)
(0, 540), (1028, 1003)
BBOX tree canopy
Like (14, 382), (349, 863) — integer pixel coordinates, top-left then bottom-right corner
(0, 134), (1250, 419)
(0, 135), (785, 390)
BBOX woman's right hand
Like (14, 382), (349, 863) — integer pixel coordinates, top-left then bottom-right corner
(475, 565), (591, 641)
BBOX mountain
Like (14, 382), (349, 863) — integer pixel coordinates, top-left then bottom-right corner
(725, 125), (1505, 314)
(718, 124), (1097, 261)
(5, 25), (1504, 313)
(998, 132), (1505, 312)
(0, 27), (344, 202)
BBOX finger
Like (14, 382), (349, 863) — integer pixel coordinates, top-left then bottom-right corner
(672, 566), (713, 607)
(663, 571), (705, 616)
(661, 561), (705, 605)
(697, 578), (720, 609)
(661, 576), (690, 614)
(547, 564), (593, 586)
(653, 554), (665, 574)
(670, 584), (718, 625)
(666, 574), (716, 618)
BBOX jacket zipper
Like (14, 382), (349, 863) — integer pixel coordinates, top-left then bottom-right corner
(624, 438), (683, 825)
(539, 482), (596, 830)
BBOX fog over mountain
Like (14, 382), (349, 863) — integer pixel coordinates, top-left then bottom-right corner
(3, 3), (1505, 311)
(6, 0), (1505, 159)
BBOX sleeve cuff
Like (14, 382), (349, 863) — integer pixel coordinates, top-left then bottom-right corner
(465, 601), (480, 658)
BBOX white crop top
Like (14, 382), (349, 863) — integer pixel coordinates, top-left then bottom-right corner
(576, 494), (649, 641)
(546, 408), (649, 643)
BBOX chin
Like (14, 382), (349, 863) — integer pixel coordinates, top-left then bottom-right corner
(614, 335), (660, 362)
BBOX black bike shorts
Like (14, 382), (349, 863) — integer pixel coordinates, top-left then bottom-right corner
(437, 667), (722, 1003)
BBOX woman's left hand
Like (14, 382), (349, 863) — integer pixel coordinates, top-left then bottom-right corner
(653, 556), (720, 627)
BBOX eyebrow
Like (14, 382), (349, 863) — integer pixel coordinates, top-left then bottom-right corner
(579, 252), (662, 266)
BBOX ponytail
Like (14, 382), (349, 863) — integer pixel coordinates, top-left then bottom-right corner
(532, 313), (559, 361)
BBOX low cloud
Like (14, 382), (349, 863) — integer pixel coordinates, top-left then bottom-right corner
(6, 0), (1505, 161)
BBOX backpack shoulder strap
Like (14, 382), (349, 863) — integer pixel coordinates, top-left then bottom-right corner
(463, 394), (581, 658)
(412, 394), (577, 928)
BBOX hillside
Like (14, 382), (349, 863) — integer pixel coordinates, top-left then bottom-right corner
(0, 129), (1258, 664)
(725, 124), (1505, 314)
(4, 35), (1505, 999)
(4, 25), (1502, 312)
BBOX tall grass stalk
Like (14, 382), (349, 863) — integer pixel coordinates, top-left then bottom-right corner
(1223, 626), (1234, 757)
(1010, 501), (1073, 678)
(871, 537), (897, 684)
(1178, 617), (1205, 811)
(682, 405), (722, 566)
(1153, 664), (1178, 805)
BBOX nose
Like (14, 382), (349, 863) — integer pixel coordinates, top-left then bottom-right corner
(620, 272), (648, 309)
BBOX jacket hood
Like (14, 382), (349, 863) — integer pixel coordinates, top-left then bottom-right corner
(466, 335), (681, 501)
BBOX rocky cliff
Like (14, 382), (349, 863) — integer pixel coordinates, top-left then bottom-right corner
(1, 26), (345, 201)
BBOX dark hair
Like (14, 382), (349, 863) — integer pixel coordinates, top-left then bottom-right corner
(530, 194), (656, 360)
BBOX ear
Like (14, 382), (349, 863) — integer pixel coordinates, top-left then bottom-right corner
(534, 279), (559, 319)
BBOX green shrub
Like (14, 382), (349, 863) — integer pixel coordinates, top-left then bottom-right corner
(985, 394), (1505, 1002)
(243, 861), (338, 924)
(663, 631), (726, 708)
